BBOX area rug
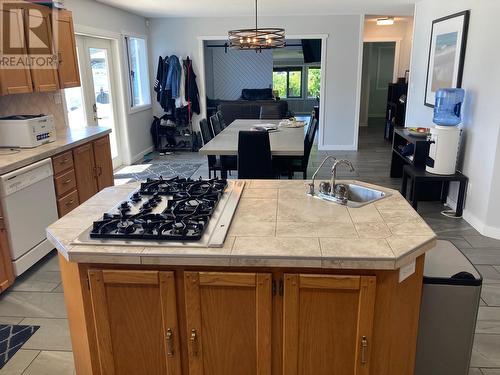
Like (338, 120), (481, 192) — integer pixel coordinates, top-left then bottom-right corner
(114, 162), (202, 182)
(0, 325), (40, 369)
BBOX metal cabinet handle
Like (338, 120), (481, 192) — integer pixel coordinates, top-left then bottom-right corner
(361, 336), (368, 365)
(65, 199), (75, 206)
(60, 158), (69, 164)
(63, 179), (72, 185)
(166, 328), (174, 357)
(190, 329), (199, 356)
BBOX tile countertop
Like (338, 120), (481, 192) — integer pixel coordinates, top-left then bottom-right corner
(46, 180), (437, 270)
(0, 126), (111, 175)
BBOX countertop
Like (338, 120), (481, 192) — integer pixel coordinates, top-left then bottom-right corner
(0, 126), (111, 175)
(46, 180), (437, 270)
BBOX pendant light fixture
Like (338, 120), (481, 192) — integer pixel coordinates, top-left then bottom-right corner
(228, 0), (285, 51)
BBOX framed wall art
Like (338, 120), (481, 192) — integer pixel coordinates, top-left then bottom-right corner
(424, 10), (470, 107)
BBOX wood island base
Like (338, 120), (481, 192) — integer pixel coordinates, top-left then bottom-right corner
(59, 254), (425, 375)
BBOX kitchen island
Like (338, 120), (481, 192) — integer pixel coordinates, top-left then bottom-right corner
(47, 179), (436, 375)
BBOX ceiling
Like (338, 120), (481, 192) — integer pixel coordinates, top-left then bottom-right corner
(96, 0), (417, 18)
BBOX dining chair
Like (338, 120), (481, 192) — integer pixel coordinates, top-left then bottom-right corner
(210, 114), (223, 136)
(216, 111), (227, 129)
(199, 119), (223, 179)
(238, 131), (275, 179)
(273, 118), (318, 179)
(259, 105), (282, 120)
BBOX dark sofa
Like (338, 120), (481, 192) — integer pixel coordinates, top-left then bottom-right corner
(217, 88), (289, 124)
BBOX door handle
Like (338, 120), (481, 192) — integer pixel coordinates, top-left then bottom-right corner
(166, 328), (174, 357)
(361, 336), (368, 365)
(190, 329), (199, 356)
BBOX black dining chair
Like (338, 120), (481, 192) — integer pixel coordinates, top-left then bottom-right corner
(259, 105), (282, 120)
(238, 131), (275, 179)
(210, 114), (223, 136)
(199, 119), (223, 179)
(216, 111), (227, 129)
(274, 118), (318, 179)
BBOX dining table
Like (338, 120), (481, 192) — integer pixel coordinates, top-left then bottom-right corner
(198, 119), (305, 157)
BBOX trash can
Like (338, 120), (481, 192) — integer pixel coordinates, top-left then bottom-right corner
(415, 240), (482, 375)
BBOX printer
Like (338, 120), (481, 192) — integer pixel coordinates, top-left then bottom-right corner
(0, 114), (56, 148)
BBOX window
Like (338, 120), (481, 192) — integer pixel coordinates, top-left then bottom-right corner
(125, 36), (151, 109)
(273, 67), (302, 98)
(307, 67), (321, 98)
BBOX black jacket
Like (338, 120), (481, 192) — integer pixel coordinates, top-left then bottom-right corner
(183, 58), (200, 117)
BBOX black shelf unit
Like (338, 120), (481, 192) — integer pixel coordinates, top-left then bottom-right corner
(385, 82), (408, 142)
(391, 128), (442, 201)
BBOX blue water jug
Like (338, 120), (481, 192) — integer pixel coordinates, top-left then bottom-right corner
(433, 88), (465, 126)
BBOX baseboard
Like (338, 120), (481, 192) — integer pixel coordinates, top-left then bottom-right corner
(131, 146), (154, 165)
(462, 210), (500, 240)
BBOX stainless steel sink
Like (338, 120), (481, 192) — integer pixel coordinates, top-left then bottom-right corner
(314, 183), (391, 208)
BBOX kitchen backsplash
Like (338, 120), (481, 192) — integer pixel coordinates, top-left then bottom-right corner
(0, 92), (67, 131)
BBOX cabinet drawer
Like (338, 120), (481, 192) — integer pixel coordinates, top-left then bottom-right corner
(57, 190), (79, 217)
(53, 151), (74, 175)
(54, 169), (77, 197)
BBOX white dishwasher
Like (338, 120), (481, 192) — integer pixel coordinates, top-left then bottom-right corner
(0, 158), (59, 276)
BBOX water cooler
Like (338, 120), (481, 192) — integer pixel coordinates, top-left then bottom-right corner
(426, 89), (465, 175)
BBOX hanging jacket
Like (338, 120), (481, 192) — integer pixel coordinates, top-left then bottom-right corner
(183, 57), (200, 116)
(159, 56), (170, 111)
(166, 55), (182, 99)
(154, 56), (163, 103)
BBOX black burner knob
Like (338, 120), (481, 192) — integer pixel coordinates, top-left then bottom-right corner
(120, 201), (130, 210)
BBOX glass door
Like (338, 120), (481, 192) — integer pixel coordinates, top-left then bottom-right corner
(68, 35), (122, 168)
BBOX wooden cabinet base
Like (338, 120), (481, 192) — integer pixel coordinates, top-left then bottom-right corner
(59, 255), (425, 375)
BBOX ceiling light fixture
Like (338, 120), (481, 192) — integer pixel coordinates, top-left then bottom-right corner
(377, 17), (395, 26)
(228, 0), (285, 52)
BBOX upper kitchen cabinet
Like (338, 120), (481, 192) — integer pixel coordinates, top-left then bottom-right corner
(23, 4), (60, 92)
(283, 274), (376, 375)
(88, 270), (182, 375)
(53, 10), (80, 88)
(0, 8), (33, 95)
(184, 272), (273, 375)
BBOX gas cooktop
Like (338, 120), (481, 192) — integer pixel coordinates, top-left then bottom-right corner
(89, 177), (228, 242)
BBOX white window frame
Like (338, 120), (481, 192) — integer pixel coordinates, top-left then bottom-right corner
(123, 33), (152, 114)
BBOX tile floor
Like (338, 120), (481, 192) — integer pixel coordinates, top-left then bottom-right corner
(1, 121), (499, 374)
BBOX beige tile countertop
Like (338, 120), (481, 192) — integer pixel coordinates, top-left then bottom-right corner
(0, 126), (111, 175)
(46, 180), (437, 270)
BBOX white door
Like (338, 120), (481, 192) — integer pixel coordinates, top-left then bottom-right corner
(65, 35), (122, 168)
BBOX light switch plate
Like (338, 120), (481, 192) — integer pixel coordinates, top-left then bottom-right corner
(399, 260), (416, 283)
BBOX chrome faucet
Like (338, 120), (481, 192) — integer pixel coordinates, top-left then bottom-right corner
(307, 156), (337, 196)
(331, 159), (355, 189)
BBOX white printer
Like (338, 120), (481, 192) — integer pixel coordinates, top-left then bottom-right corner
(0, 114), (56, 148)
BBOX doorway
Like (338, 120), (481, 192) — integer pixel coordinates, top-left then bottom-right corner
(359, 41), (396, 129)
(64, 35), (122, 168)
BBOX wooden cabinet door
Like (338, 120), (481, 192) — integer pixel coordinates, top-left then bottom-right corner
(93, 136), (114, 191)
(0, 8), (33, 95)
(283, 274), (376, 375)
(184, 272), (272, 375)
(88, 270), (182, 375)
(73, 142), (98, 203)
(54, 10), (80, 88)
(24, 5), (59, 92)
(0, 229), (15, 293)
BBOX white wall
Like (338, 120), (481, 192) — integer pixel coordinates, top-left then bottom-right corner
(148, 15), (364, 150)
(364, 17), (414, 77)
(406, 0), (500, 238)
(65, 0), (153, 164)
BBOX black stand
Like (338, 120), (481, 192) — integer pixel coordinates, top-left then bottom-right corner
(401, 164), (468, 217)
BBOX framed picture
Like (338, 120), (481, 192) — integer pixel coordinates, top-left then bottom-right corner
(424, 10), (470, 107)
